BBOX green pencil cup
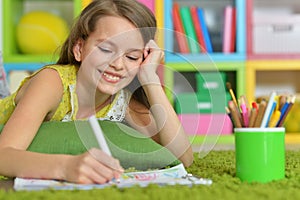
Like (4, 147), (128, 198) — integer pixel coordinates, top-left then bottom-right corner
(234, 127), (285, 183)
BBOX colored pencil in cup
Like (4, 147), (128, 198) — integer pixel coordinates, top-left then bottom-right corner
(253, 100), (267, 128)
(226, 82), (239, 110)
(277, 95), (296, 127)
(248, 108), (257, 128)
(240, 96), (249, 127)
(268, 110), (281, 127)
(260, 91), (277, 128)
(228, 100), (242, 128)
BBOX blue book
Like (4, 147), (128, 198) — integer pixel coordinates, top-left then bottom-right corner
(197, 8), (213, 53)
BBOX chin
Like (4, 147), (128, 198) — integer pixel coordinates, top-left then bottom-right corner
(97, 86), (120, 95)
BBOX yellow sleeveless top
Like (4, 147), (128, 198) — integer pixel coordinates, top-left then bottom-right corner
(0, 65), (131, 124)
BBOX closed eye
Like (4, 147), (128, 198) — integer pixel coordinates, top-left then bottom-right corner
(98, 46), (113, 53)
(126, 55), (140, 61)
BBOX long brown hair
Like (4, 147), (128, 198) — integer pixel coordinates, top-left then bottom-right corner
(56, 0), (157, 108)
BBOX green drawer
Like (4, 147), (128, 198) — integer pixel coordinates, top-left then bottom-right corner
(175, 92), (231, 114)
(195, 72), (227, 94)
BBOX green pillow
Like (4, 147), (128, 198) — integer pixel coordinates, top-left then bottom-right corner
(0, 120), (180, 170)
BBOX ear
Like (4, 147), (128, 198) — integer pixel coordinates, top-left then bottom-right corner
(73, 39), (84, 62)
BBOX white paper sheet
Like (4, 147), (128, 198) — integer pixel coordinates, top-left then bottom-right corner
(14, 164), (212, 191)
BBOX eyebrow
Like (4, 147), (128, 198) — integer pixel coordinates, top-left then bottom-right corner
(126, 48), (144, 54)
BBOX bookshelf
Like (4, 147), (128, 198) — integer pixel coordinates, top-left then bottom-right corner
(246, 0), (300, 133)
(162, 0), (300, 134)
(161, 0), (246, 135)
(163, 0), (246, 103)
(246, 0), (300, 101)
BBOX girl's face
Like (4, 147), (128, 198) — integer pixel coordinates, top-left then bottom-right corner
(74, 16), (145, 95)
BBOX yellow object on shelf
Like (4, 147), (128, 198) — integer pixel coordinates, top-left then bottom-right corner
(81, 0), (92, 9)
(284, 97), (300, 133)
(16, 11), (69, 54)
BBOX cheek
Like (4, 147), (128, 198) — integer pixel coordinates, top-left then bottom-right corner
(82, 49), (108, 67)
(126, 65), (140, 77)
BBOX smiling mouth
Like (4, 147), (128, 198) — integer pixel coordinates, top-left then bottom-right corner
(101, 71), (123, 83)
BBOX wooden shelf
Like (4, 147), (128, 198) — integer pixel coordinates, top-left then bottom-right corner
(246, 60), (300, 102)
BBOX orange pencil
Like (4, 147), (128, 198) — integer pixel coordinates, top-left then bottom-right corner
(278, 95), (287, 111)
(228, 100), (242, 128)
(251, 102), (258, 114)
(248, 108), (257, 127)
(253, 100), (267, 127)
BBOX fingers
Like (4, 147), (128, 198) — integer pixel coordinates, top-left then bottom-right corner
(88, 148), (124, 182)
(142, 40), (164, 71)
(68, 148), (124, 184)
(145, 39), (158, 49)
(144, 40), (164, 59)
(88, 148), (124, 173)
(80, 156), (118, 184)
(76, 162), (110, 184)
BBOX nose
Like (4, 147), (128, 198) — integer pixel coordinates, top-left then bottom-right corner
(109, 54), (124, 71)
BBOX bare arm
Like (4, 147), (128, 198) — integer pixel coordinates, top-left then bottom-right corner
(126, 40), (193, 167)
(0, 69), (123, 183)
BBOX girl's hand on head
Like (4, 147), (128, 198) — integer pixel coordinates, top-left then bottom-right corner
(63, 148), (124, 184)
(138, 40), (164, 85)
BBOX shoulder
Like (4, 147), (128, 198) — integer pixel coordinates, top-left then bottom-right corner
(46, 64), (78, 75)
(15, 66), (64, 106)
(45, 65), (78, 85)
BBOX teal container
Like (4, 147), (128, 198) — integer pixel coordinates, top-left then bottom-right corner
(235, 128), (285, 183)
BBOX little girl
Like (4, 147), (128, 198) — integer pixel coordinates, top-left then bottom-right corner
(0, 0), (193, 184)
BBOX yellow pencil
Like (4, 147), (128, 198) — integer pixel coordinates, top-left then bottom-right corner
(226, 82), (239, 110)
(268, 110), (281, 127)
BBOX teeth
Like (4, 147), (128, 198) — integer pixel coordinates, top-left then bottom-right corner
(103, 72), (120, 81)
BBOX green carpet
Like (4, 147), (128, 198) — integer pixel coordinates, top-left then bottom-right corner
(1, 150), (300, 199)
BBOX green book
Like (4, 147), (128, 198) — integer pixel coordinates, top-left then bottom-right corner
(179, 6), (200, 53)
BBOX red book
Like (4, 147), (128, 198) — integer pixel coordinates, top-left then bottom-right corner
(230, 7), (236, 52)
(190, 6), (206, 52)
(172, 3), (189, 53)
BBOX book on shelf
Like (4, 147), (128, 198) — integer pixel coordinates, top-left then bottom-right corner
(137, 0), (155, 13)
(171, 4), (214, 54)
(179, 6), (201, 53)
(190, 6), (207, 52)
(196, 7), (213, 53)
(172, 2), (190, 53)
(222, 5), (236, 53)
